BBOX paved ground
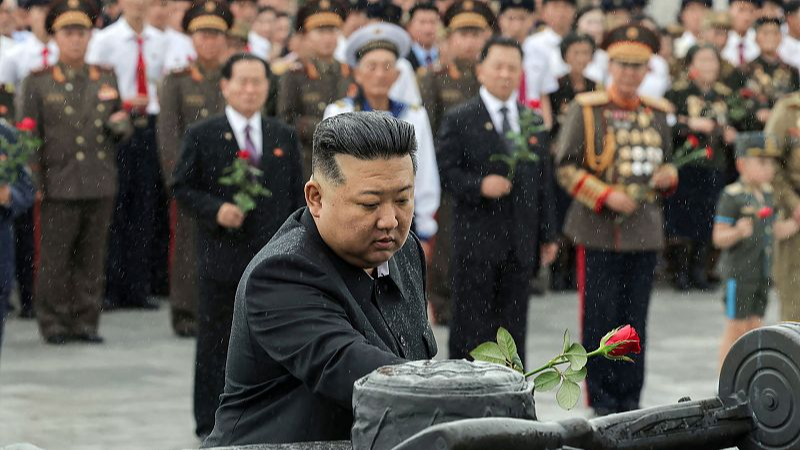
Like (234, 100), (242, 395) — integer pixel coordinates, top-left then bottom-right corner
(0, 287), (780, 450)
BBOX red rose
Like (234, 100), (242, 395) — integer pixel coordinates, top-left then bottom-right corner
(740, 88), (754, 99)
(758, 206), (773, 219)
(527, 99), (541, 110)
(604, 325), (641, 357)
(705, 146), (713, 160)
(687, 134), (700, 148)
(16, 117), (36, 132)
(237, 149), (251, 160)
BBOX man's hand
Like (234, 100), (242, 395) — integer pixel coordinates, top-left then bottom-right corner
(540, 242), (558, 267)
(735, 217), (754, 240)
(688, 117), (716, 134)
(217, 202), (244, 229)
(651, 166), (676, 190)
(604, 190), (638, 215)
(0, 185), (10, 206)
(480, 175), (513, 199)
(109, 110), (128, 123)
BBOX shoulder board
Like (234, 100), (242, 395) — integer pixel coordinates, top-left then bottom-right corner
(672, 79), (690, 91)
(724, 182), (744, 195)
(575, 91), (609, 107)
(409, 103), (421, 111)
(334, 99), (347, 108)
(641, 95), (674, 113)
(713, 82), (732, 96)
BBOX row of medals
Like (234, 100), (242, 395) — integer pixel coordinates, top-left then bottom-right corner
(607, 110), (663, 179)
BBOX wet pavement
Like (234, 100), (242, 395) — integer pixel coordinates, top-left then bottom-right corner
(0, 288), (779, 450)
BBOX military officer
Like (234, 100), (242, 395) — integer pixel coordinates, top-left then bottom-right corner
(22, 0), (132, 344)
(157, 0), (232, 337)
(555, 25), (678, 415)
(277, 0), (352, 179)
(764, 93), (800, 322)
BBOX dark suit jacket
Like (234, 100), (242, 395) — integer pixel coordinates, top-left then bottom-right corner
(436, 96), (557, 268)
(203, 208), (437, 447)
(172, 113), (304, 282)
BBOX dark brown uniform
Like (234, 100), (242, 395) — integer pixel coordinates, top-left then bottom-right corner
(157, 63), (225, 336)
(22, 63), (131, 339)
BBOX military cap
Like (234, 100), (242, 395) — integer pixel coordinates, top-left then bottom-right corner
(366, 0), (403, 24)
(754, 16), (783, 29)
(703, 10), (732, 29)
(601, 0), (633, 12)
(786, 0), (800, 13)
(560, 32), (595, 59)
(409, 1), (439, 19)
(499, 0), (535, 14)
(295, 0), (347, 32)
(182, 1), (233, 33)
(21, 0), (52, 8)
(443, 0), (496, 31)
(45, 0), (97, 34)
(735, 132), (781, 158)
(345, 22), (411, 67)
(601, 24), (660, 64)
(681, 0), (712, 9)
(227, 20), (250, 42)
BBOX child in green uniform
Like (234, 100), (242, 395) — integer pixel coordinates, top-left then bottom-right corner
(713, 132), (800, 368)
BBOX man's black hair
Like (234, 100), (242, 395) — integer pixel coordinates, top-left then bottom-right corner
(312, 112), (417, 185)
(479, 35), (524, 62)
(221, 53), (272, 80)
(560, 32), (596, 59)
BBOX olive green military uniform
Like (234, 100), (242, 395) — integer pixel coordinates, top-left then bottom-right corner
(732, 56), (800, 131)
(21, 62), (132, 339)
(764, 94), (800, 321)
(158, 63), (226, 335)
(277, 58), (353, 179)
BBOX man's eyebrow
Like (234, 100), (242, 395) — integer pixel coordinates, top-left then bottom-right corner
(358, 185), (413, 196)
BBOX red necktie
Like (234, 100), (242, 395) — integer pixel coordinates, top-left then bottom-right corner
(42, 46), (49, 68)
(738, 41), (746, 67)
(136, 36), (148, 96)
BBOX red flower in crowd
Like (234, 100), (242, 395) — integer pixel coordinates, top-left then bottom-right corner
(758, 206), (773, 219)
(706, 146), (713, 160)
(740, 88), (754, 99)
(527, 99), (541, 110)
(603, 325), (641, 358)
(237, 149), (251, 160)
(16, 117), (36, 132)
(687, 134), (700, 148)
(273, 147), (284, 158)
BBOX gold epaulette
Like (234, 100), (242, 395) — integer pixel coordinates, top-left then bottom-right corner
(575, 91), (609, 107)
(641, 95), (674, 113)
(409, 103), (420, 111)
(671, 79), (689, 91)
(724, 182), (744, 195)
(713, 82), (732, 96)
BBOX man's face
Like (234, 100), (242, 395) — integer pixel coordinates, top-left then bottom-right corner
(271, 15), (290, 43)
(681, 2), (708, 34)
(192, 29), (227, 62)
(221, 59), (269, 117)
(701, 27), (729, 50)
(756, 23), (782, 53)
(166, 0), (190, 30)
(609, 60), (648, 97)
(407, 9), (440, 48)
(563, 41), (593, 75)
(146, 0), (169, 30)
(576, 8), (604, 43)
(354, 49), (400, 100)
(689, 47), (720, 84)
(476, 44), (522, 101)
(230, 0), (258, 25)
(448, 28), (488, 61)
(305, 26), (340, 58)
(308, 154), (415, 269)
(119, 0), (152, 21)
(730, 1), (756, 33)
(737, 156), (776, 184)
(498, 8), (534, 42)
(54, 27), (91, 62)
(251, 9), (275, 38)
(27, 5), (48, 35)
(788, 12), (800, 36)
(542, 0), (575, 34)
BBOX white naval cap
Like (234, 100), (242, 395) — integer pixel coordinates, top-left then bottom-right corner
(345, 22), (411, 67)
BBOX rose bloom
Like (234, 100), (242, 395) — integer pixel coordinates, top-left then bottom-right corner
(237, 149), (251, 160)
(605, 325), (641, 357)
(16, 117), (36, 131)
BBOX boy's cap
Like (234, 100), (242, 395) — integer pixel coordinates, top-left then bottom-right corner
(735, 132), (781, 158)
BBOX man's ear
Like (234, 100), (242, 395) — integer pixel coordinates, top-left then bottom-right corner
(305, 177), (324, 217)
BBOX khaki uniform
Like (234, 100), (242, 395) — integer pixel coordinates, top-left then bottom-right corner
(764, 94), (800, 321)
(277, 58), (353, 179)
(21, 62), (131, 338)
(158, 63), (226, 335)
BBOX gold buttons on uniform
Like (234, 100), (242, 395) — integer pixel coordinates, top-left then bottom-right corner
(65, 105), (74, 115)
(200, 108), (209, 118)
(95, 119), (103, 128)
(65, 83), (73, 92)
(97, 104), (106, 112)
(76, 151), (85, 161)
(97, 135), (105, 143)
(318, 102), (326, 111)
(97, 151), (106, 160)
(75, 136), (85, 145)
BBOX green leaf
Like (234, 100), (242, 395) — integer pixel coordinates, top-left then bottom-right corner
(496, 327), (524, 372)
(564, 366), (587, 383)
(469, 342), (506, 366)
(533, 370), (561, 392)
(565, 342), (588, 371)
(556, 380), (581, 410)
(234, 192), (256, 214)
(562, 329), (570, 354)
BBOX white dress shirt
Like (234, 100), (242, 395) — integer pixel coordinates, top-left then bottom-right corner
(0, 37), (59, 87)
(722, 29), (760, 67)
(248, 31), (272, 61)
(673, 30), (698, 59)
(87, 17), (167, 114)
(779, 33), (800, 69)
(225, 106), (263, 160)
(522, 27), (565, 100)
(479, 86), (520, 134)
(162, 27), (197, 73)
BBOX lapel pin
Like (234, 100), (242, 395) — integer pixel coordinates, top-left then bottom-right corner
(485, 122), (493, 131)
(273, 148), (284, 158)
(224, 132), (232, 141)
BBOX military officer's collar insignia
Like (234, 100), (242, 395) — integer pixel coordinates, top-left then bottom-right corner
(204, 1), (215, 12)
(190, 65), (204, 82)
(52, 65), (66, 84)
(98, 83), (119, 101)
(68, 0), (79, 8)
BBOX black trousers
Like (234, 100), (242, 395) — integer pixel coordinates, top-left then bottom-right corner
(106, 116), (165, 307)
(449, 251), (534, 361)
(194, 276), (238, 438)
(13, 206), (35, 313)
(579, 247), (657, 413)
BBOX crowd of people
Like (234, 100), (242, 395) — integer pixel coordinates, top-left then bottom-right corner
(1, 0), (800, 441)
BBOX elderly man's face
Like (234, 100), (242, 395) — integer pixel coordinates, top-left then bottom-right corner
(609, 60), (648, 97)
(307, 155), (415, 269)
(221, 59), (269, 117)
(354, 49), (400, 101)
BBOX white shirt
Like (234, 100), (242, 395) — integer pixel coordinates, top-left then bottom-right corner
(248, 31), (271, 61)
(522, 27), (565, 99)
(673, 30), (698, 59)
(323, 98), (441, 239)
(779, 33), (800, 69)
(389, 58), (422, 106)
(225, 106), (263, 160)
(0, 37), (59, 87)
(722, 29), (759, 67)
(479, 86), (520, 134)
(584, 49), (608, 85)
(162, 27), (196, 73)
(87, 17), (167, 114)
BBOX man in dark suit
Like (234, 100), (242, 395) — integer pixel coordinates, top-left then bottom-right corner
(171, 53), (305, 439)
(203, 112), (437, 447)
(437, 36), (558, 362)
